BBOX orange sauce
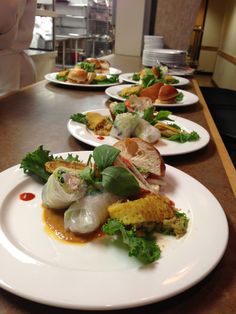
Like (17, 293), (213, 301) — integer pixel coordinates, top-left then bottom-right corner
(42, 205), (105, 244)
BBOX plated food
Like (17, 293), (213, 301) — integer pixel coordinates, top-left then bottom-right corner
(120, 72), (190, 86)
(0, 149), (228, 309)
(105, 84), (199, 107)
(45, 60), (122, 87)
(68, 107), (210, 156)
(19, 143), (188, 264)
(119, 65), (190, 87)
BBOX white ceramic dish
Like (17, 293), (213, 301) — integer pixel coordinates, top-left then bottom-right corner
(0, 152), (228, 309)
(67, 109), (210, 156)
(45, 71), (123, 88)
(105, 84), (199, 107)
(119, 73), (190, 87)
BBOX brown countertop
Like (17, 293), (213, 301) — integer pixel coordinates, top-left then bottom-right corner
(0, 54), (235, 314)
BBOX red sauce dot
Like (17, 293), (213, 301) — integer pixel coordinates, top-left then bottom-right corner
(97, 136), (104, 140)
(19, 193), (35, 201)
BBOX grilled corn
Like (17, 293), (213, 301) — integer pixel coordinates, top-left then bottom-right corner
(108, 194), (176, 225)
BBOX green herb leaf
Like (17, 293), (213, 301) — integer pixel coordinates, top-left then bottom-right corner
(143, 107), (155, 123)
(70, 113), (87, 124)
(102, 218), (161, 264)
(176, 92), (184, 102)
(20, 145), (54, 182)
(167, 131), (200, 143)
(132, 73), (140, 81)
(79, 166), (95, 185)
(141, 69), (158, 88)
(102, 166), (140, 197)
(77, 61), (95, 72)
(93, 145), (120, 171)
(113, 102), (127, 115)
(56, 75), (68, 82)
(93, 74), (119, 85)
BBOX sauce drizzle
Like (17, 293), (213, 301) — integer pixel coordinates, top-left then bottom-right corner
(19, 192), (35, 201)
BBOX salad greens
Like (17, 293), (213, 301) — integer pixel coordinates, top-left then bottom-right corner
(70, 113), (87, 124)
(102, 218), (161, 264)
(92, 74), (119, 85)
(21, 145), (140, 198)
(20, 145), (80, 182)
(131, 66), (179, 87)
(167, 131), (200, 143)
(77, 61), (95, 72)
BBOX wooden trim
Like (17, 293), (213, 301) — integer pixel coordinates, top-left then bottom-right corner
(36, 9), (58, 18)
(201, 46), (218, 52)
(192, 79), (236, 197)
(217, 50), (236, 65)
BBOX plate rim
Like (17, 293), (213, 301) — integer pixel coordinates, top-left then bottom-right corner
(105, 84), (199, 107)
(45, 71), (123, 88)
(67, 108), (210, 156)
(119, 73), (190, 86)
(0, 152), (229, 310)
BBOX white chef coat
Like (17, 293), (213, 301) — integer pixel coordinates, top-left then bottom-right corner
(0, 0), (37, 95)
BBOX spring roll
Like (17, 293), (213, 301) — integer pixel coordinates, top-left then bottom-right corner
(42, 167), (87, 210)
(133, 118), (161, 143)
(110, 112), (139, 139)
(64, 192), (120, 234)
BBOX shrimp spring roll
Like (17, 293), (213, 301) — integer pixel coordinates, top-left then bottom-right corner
(42, 167), (87, 210)
(110, 112), (139, 139)
(64, 192), (120, 234)
(133, 118), (161, 143)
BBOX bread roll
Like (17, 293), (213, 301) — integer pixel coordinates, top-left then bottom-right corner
(156, 85), (178, 104)
(114, 138), (165, 177)
(139, 82), (164, 101)
(67, 68), (87, 83)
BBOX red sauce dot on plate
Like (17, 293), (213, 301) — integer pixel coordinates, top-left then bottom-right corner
(97, 136), (104, 140)
(19, 192), (35, 201)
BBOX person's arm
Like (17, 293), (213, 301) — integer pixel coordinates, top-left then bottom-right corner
(0, 0), (22, 49)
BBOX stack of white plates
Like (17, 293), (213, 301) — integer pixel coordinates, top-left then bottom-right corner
(142, 49), (187, 67)
(143, 35), (164, 50)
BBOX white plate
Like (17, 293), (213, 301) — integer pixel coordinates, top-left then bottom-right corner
(67, 109), (210, 156)
(45, 72), (123, 88)
(0, 153), (228, 310)
(107, 67), (122, 75)
(119, 73), (190, 87)
(105, 84), (199, 107)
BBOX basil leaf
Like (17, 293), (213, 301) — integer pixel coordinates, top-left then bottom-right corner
(143, 107), (155, 123)
(93, 145), (120, 171)
(102, 166), (140, 197)
(155, 110), (172, 121)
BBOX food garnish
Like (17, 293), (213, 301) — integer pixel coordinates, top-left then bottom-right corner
(56, 61), (118, 85)
(21, 143), (189, 264)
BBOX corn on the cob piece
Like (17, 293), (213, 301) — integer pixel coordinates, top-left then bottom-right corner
(108, 194), (176, 225)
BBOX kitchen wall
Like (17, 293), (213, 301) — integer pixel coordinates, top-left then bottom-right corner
(154, 0), (201, 50)
(198, 0), (236, 90)
(212, 0), (236, 90)
(114, 0), (145, 56)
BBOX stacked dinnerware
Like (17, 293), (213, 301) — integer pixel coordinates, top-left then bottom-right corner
(142, 48), (187, 67)
(143, 35), (164, 50)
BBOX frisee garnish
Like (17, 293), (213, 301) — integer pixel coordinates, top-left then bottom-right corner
(102, 218), (161, 264)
